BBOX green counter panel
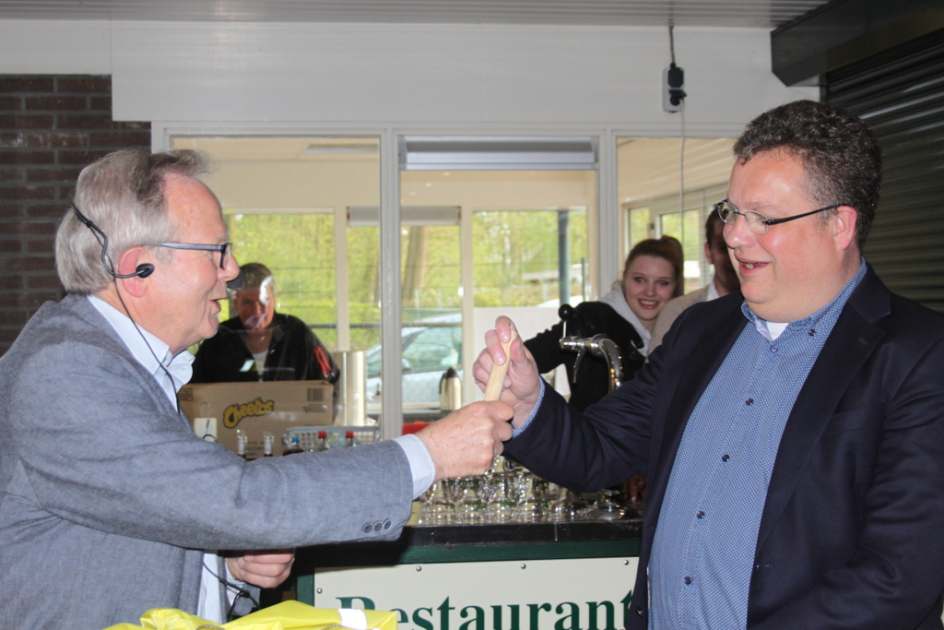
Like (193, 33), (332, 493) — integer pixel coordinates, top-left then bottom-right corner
(294, 521), (642, 606)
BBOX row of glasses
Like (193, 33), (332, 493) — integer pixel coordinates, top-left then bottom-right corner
(414, 461), (629, 526)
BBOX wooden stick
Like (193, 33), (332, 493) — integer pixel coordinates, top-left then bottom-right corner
(483, 329), (517, 401)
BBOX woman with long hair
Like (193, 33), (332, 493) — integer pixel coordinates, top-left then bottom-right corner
(525, 235), (683, 411)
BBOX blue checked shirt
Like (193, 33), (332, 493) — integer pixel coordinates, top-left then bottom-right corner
(648, 262), (866, 629)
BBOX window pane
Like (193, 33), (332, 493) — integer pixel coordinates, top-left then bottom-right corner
(171, 134), (381, 424)
(473, 208), (588, 307)
(399, 223), (461, 407)
(618, 137), (735, 292)
(628, 207), (651, 249)
(659, 209), (703, 294)
(348, 224), (381, 352)
(227, 213), (337, 346)
(398, 165), (596, 414)
(402, 225), (461, 315)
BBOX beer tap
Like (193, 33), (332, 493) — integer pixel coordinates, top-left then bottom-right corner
(557, 304), (627, 392)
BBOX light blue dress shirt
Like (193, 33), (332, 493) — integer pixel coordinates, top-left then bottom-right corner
(648, 261), (866, 629)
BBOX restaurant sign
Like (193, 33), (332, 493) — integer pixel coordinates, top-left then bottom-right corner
(313, 556), (638, 630)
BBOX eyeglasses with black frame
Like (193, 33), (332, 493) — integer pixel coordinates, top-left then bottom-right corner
(155, 241), (231, 268)
(714, 199), (848, 235)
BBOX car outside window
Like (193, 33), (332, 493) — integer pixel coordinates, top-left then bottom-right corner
(365, 316), (462, 406)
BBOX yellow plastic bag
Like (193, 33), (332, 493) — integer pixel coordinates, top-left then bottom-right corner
(104, 607), (221, 630)
(104, 600), (397, 630)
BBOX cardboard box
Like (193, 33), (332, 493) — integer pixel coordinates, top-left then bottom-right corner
(180, 381), (334, 457)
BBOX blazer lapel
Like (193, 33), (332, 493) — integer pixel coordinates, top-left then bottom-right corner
(756, 269), (889, 549)
(73, 295), (190, 426)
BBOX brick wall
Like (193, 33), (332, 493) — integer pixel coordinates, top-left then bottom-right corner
(0, 75), (150, 355)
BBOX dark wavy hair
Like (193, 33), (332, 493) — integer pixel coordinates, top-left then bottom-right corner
(733, 100), (881, 248)
(623, 236), (684, 298)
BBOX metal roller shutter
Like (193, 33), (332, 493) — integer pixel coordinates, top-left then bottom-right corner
(825, 34), (944, 313)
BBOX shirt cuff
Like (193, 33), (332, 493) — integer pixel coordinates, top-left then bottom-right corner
(394, 433), (436, 499)
(512, 378), (546, 438)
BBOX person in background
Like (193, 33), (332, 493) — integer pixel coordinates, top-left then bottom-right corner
(191, 262), (339, 384)
(476, 100), (944, 629)
(0, 148), (513, 629)
(650, 209), (740, 350)
(524, 235), (683, 412)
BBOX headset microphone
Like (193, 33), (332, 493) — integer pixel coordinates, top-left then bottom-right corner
(113, 263), (155, 279)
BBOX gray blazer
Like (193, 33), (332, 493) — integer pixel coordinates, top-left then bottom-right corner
(0, 295), (413, 629)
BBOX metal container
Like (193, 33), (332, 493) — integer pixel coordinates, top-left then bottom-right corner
(333, 350), (368, 426)
(438, 367), (462, 412)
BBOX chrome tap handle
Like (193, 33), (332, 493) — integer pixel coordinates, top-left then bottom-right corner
(572, 346), (587, 380)
(559, 333), (627, 391)
(558, 336), (587, 387)
(590, 334), (625, 392)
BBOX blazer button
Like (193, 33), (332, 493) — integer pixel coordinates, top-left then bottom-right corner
(362, 522), (372, 533)
(383, 519), (392, 530)
(374, 522), (383, 532)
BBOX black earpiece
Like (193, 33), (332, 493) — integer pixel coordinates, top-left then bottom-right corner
(110, 263), (154, 279)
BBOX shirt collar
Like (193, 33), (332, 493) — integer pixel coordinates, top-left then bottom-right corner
(87, 295), (194, 395)
(740, 259), (868, 341)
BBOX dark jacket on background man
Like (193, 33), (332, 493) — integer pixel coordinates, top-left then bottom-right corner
(192, 312), (338, 383)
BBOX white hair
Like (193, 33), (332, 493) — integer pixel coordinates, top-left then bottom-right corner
(55, 149), (207, 293)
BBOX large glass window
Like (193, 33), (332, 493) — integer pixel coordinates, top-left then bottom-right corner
(171, 134), (597, 428)
(397, 152), (597, 413)
(473, 208), (588, 307)
(226, 213), (338, 345)
(171, 134), (381, 370)
(618, 137), (735, 293)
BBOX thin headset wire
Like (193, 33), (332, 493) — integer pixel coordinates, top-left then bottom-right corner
(73, 203), (181, 413)
(202, 559), (260, 619)
(111, 280), (182, 415)
(73, 204), (120, 277)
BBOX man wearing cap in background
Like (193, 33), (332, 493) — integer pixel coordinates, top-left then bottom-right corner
(192, 261), (339, 384)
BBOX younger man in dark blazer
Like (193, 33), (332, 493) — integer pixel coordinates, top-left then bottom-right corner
(476, 100), (944, 630)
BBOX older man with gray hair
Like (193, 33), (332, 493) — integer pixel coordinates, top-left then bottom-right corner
(0, 148), (512, 628)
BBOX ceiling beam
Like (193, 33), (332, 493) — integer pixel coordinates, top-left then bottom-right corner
(771, 0), (944, 86)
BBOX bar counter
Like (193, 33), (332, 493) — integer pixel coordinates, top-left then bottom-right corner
(295, 518), (642, 629)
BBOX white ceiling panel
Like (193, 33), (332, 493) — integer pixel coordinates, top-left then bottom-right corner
(0, 0), (830, 28)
